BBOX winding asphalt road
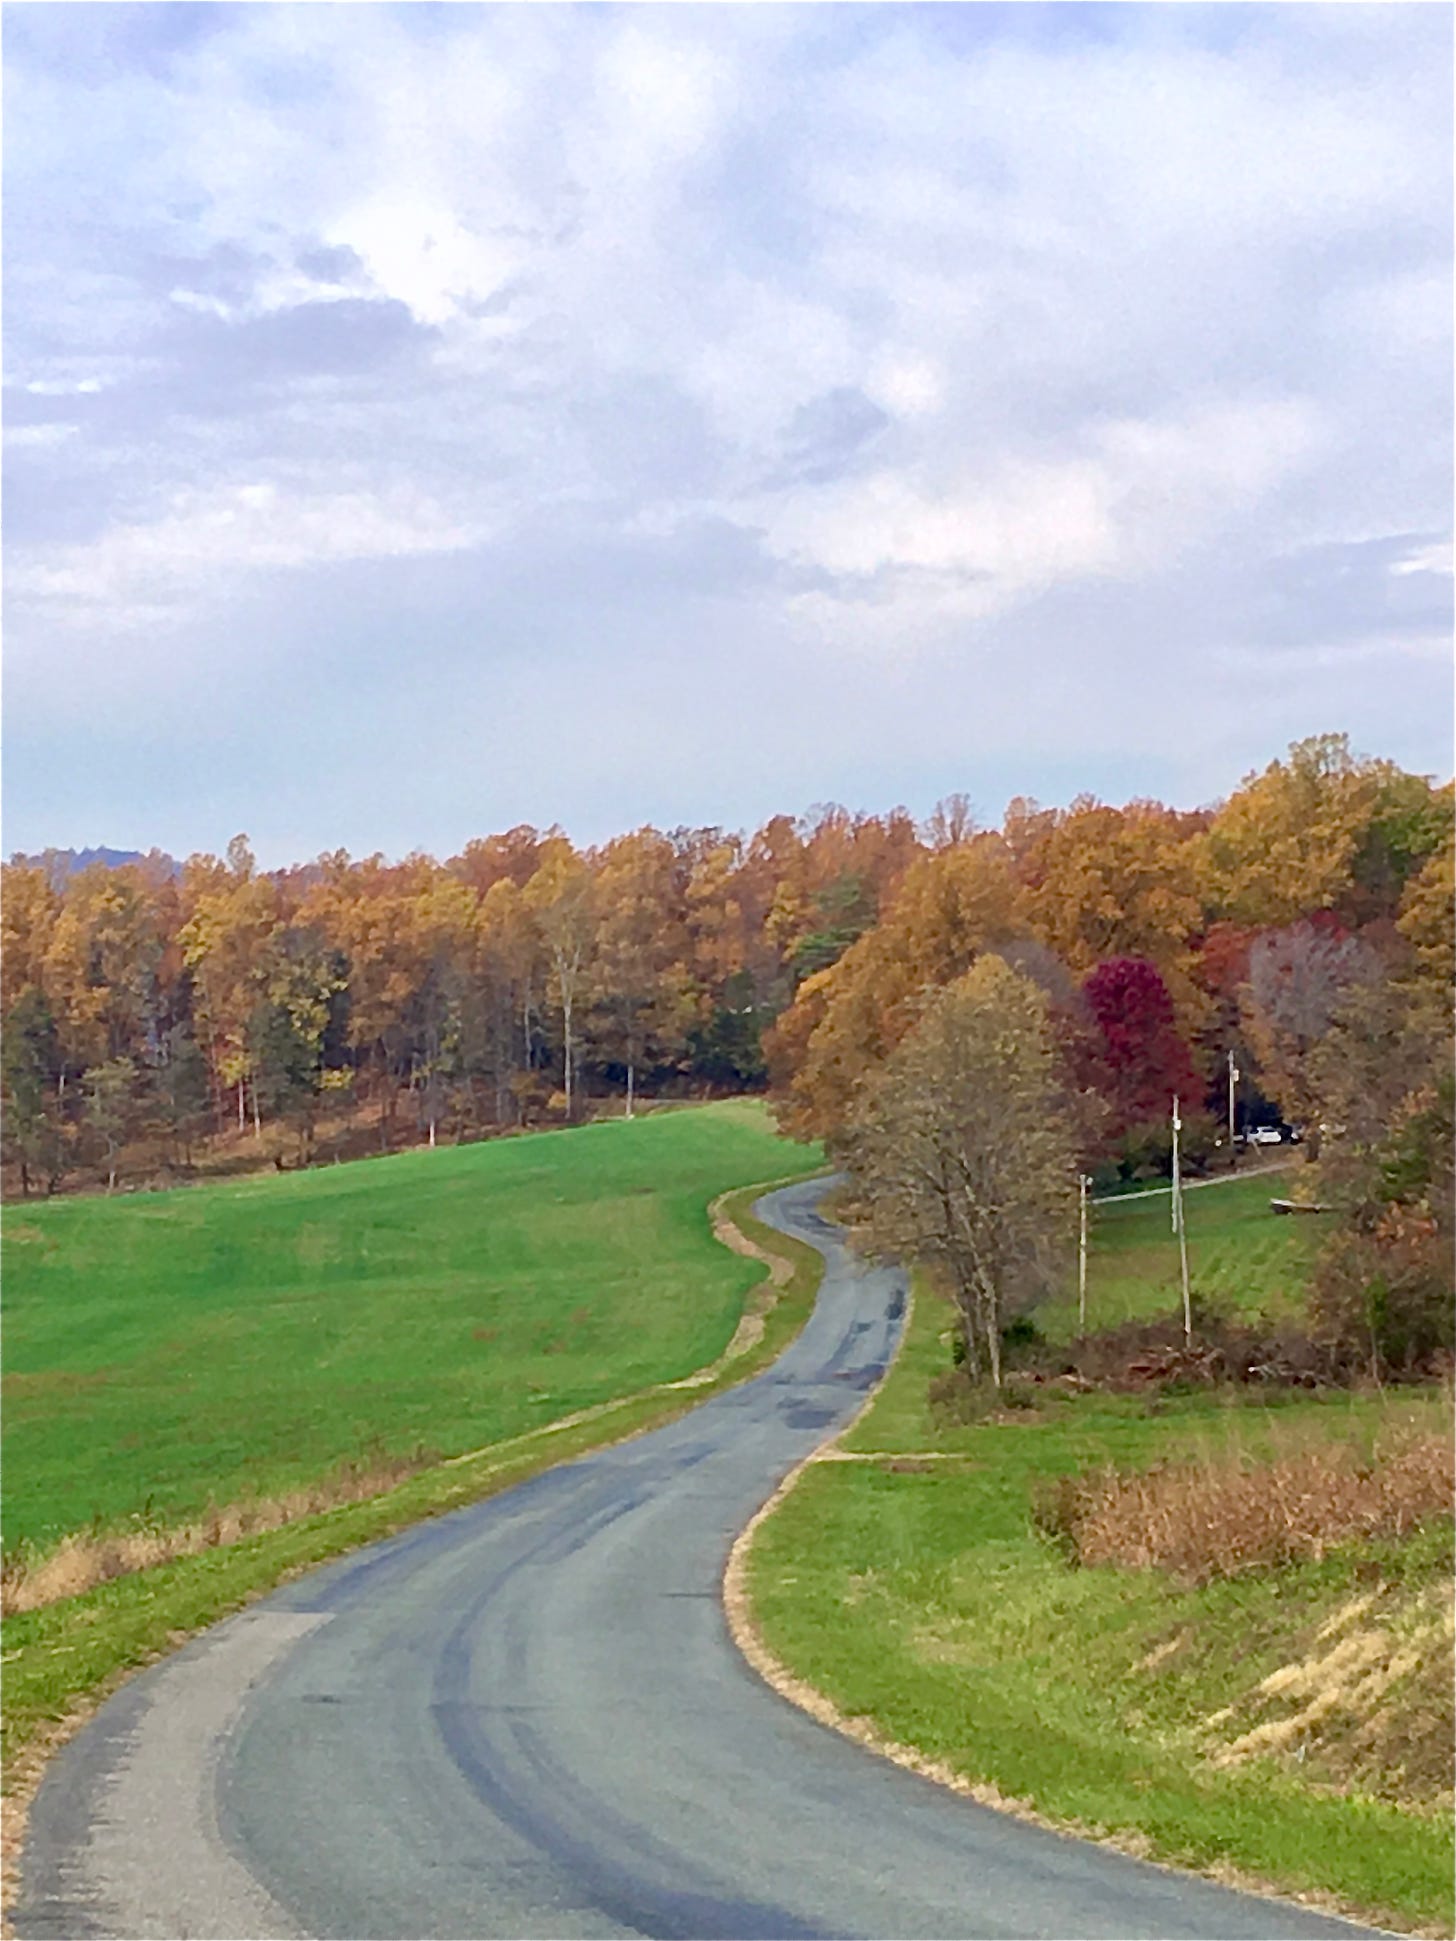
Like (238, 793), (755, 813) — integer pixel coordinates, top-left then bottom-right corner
(18, 1179), (1374, 1941)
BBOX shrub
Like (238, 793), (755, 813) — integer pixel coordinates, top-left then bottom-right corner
(1311, 1213), (1454, 1380)
(1000, 1313), (1044, 1362)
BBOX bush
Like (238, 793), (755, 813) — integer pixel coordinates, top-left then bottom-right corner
(1106, 1110), (1220, 1182)
(927, 1363), (1004, 1423)
(1312, 1221), (1454, 1380)
(1000, 1313), (1044, 1362)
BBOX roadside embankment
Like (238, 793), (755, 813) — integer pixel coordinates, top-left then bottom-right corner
(731, 1250), (1454, 1938)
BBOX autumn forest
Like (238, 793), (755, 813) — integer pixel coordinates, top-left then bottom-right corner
(4, 733), (1451, 1242)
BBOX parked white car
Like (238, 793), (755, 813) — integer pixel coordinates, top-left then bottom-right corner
(1248, 1125), (1286, 1146)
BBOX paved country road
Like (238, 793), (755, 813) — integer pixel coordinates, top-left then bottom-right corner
(17, 1179), (1376, 1941)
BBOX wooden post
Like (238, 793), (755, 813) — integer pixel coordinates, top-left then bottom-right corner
(1172, 1096), (1191, 1344)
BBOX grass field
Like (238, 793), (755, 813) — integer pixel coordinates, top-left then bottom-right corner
(1036, 1166), (1316, 1341)
(2, 1101), (821, 1555)
(1, 1172), (830, 1792)
(745, 1183), (1454, 1935)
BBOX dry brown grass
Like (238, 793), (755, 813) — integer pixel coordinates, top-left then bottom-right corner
(1038, 1425), (1454, 1584)
(1203, 1582), (1455, 1809)
(0, 1446), (435, 1616)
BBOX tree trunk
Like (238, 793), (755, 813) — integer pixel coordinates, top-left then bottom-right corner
(953, 1270), (982, 1381)
(626, 1057), (635, 1119)
(237, 1076), (246, 1133)
(563, 994), (574, 1120)
(972, 1261), (1002, 1389)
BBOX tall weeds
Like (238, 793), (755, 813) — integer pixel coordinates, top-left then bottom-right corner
(1, 1444), (436, 1616)
(1036, 1423), (1453, 1584)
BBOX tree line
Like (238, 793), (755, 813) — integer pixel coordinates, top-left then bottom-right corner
(2, 806), (925, 1190)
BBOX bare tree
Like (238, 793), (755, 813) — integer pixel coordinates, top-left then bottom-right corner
(842, 956), (1076, 1386)
(923, 793), (977, 852)
(1241, 921), (1380, 1125)
(526, 851), (597, 1121)
(83, 1056), (138, 1192)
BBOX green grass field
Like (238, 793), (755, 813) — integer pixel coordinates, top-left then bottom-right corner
(747, 1180), (1454, 1934)
(1032, 1167), (1315, 1340)
(3, 1101), (821, 1554)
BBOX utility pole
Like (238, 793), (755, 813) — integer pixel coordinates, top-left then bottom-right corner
(1078, 1173), (1091, 1336)
(1172, 1095), (1192, 1343)
(1227, 1048), (1240, 1169)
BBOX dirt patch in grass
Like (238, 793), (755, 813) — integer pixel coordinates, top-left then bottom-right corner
(668, 1184), (802, 1378)
(2, 1368), (116, 1405)
(1036, 1424), (1453, 1583)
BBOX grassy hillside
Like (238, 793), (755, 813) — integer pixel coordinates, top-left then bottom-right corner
(745, 1183), (1454, 1934)
(3, 1101), (820, 1554)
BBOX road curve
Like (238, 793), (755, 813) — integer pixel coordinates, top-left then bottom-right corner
(18, 1178), (1373, 1941)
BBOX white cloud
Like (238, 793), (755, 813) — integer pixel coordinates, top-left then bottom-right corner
(868, 358), (945, 422)
(11, 482), (486, 623)
(763, 457), (1115, 587)
(328, 197), (525, 330)
(5, 422), (79, 449)
(1391, 540), (1454, 579)
(22, 376), (105, 397)
(751, 396), (1320, 619)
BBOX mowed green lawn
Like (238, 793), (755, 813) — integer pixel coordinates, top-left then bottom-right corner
(2, 1101), (821, 1554)
(1036, 1168), (1316, 1341)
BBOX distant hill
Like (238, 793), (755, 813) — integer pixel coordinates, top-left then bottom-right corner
(8, 846), (180, 888)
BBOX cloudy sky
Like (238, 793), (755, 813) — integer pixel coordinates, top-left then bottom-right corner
(3, 2), (1451, 867)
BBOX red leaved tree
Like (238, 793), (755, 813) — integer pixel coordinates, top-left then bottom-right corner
(1080, 957), (1203, 1168)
